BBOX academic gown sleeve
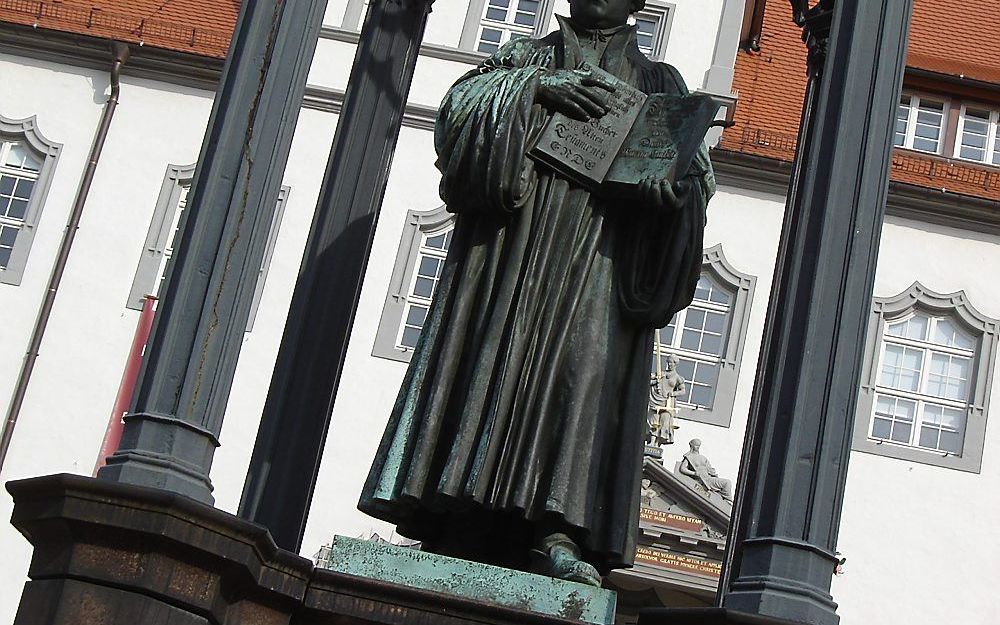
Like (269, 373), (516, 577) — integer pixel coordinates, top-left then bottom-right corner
(434, 39), (548, 216)
(615, 61), (717, 329)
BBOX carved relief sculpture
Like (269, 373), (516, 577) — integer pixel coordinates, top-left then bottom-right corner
(648, 351), (686, 447)
(678, 439), (733, 503)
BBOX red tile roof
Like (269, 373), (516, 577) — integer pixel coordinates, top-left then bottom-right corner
(721, 0), (1000, 202)
(908, 0), (1000, 84)
(0, 0), (239, 59)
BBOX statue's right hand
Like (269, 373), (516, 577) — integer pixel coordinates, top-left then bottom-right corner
(537, 69), (616, 121)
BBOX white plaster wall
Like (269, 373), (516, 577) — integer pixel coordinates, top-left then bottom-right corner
(324, 0), (351, 28)
(832, 215), (1000, 625)
(0, 54), (215, 625)
(309, 36), (480, 111)
(424, 0), (472, 49)
(212, 107), (342, 514)
(661, 0), (725, 90)
(309, 38), (357, 91)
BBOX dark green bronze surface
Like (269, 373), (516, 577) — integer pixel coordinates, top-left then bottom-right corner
(605, 92), (722, 191)
(529, 62), (722, 196)
(360, 4), (715, 580)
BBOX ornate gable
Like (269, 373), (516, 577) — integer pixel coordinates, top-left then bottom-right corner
(608, 458), (732, 620)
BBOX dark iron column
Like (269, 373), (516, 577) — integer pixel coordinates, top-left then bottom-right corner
(239, 0), (435, 550)
(718, 1), (913, 624)
(97, 0), (327, 503)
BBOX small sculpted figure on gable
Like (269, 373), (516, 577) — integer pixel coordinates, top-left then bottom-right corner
(678, 439), (733, 503)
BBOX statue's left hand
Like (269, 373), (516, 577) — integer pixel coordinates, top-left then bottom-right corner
(637, 176), (692, 212)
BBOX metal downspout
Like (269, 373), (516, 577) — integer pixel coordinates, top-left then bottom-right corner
(746, 0), (767, 51)
(0, 41), (131, 470)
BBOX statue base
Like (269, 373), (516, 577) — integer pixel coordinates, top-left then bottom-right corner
(318, 535), (616, 623)
(643, 445), (664, 459)
(5, 474), (615, 625)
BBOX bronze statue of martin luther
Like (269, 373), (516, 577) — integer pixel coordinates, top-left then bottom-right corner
(360, 0), (715, 586)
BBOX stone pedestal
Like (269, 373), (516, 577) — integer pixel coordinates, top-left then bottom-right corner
(638, 607), (799, 625)
(8, 474), (310, 625)
(7, 475), (613, 625)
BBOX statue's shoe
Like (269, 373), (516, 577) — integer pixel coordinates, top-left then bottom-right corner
(549, 544), (602, 587)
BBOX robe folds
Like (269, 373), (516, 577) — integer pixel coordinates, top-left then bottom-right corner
(359, 18), (715, 573)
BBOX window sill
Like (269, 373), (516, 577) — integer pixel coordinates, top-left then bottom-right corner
(852, 435), (980, 472)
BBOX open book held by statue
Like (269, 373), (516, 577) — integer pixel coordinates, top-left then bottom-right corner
(530, 63), (727, 196)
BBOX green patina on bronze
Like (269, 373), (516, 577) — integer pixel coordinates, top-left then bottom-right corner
(321, 536), (617, 624)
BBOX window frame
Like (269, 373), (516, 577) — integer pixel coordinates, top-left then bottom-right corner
(632, 2), (676, 61)
(953, 103), (1000, 166)
(0, 115), (61, 286)
(894, 92), (949, 156)
(655, 244), (756, 428)
(853, 283), (998, 473)
(459, 0), (555, 52)
(869, 316), (975, 454)
(126, 163), (288, 332)
(373, 204), (455, 363)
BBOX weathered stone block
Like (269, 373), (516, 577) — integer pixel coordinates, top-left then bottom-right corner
(316, 536), (616, 624)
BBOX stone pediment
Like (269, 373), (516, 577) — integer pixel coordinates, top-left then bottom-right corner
(639, 457), (730, 542)
(608, 457), (732, 603)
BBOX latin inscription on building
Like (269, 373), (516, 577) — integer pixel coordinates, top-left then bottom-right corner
(635, 545), (722, 579)
(639, 507), (704, 533)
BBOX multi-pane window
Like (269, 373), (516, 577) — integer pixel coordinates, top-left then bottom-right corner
(894, 94), (946, 154)
(0, 140), (42, 270)
(476, 0), (541, 54)
(631, 7), (671, 59)
(854, 284), (997, 473)
(869, 313), (976, 455)
(634, 15), (659, 56)
(396, 228), (453, 349)
(653, 276), (732, 409)
(955, 105), (1000, 166)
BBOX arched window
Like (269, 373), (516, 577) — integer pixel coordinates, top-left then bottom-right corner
(853, 283), (999, 472)
(653, 245), (756, 427)
(0, 115), (61, 286)
(397, 228), (454, 350)
(373, 205), (456, 362)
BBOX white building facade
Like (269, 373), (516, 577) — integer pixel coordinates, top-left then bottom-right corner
(0, 1), (997, 624)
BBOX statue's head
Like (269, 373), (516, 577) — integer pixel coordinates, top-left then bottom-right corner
(689, 438), (701, 451)
(642, 478), (651, 488)
(666, 353), (679, 368)
(569, 0), (645, 29)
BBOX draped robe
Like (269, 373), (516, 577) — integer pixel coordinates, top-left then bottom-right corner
(359, 17), (715, 573)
